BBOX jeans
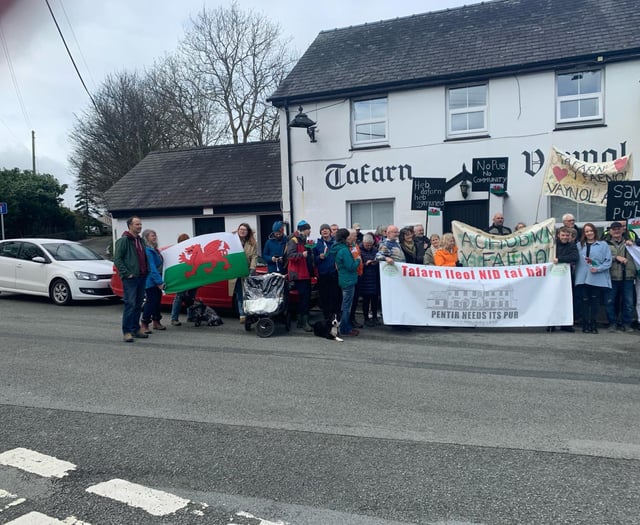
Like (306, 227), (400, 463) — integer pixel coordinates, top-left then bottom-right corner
(340, 285), (355, 334)
(171, 289), (197, 321)
(606, 279), (634, 326)
(122, 276), (146, 334)
(234, 279), (245, 316)
(293, 279), (311, 316)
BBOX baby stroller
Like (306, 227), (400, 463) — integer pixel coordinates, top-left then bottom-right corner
(242, 273), (289, 337)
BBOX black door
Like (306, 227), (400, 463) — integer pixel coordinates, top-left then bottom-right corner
(442, 200), (489, 233)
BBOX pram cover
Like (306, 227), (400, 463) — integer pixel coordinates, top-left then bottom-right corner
(242, 273), (286, 315)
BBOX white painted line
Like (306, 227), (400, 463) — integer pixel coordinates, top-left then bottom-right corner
(5, 511), (68, 524)
(61, 517), (93, 525)
(0, 448), (76, 478)
(86, 478), (190, 516)
(234, 511), (288, 525)
(0, 489), (18, 498)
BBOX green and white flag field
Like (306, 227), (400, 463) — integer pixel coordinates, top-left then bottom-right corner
(162, 233), (249, 294)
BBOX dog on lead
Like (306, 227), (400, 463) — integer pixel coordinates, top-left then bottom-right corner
(313, 315), (343, 342)
(187, 301), (224, 327)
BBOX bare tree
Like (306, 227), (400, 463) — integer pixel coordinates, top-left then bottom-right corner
(181, 2), (296, 143)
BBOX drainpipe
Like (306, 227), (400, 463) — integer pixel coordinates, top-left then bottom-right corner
(284, 104), (294, 230)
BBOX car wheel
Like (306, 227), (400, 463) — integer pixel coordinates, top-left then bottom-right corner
(50, 279), (73, 306)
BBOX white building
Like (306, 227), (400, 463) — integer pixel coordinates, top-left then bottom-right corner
(269, 0), (639, 235)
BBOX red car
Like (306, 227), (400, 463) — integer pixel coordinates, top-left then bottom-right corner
(110, 265), (315, 312)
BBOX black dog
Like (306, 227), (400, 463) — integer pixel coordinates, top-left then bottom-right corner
(313, 315), (343, 341)
(187, 301), (224, 327)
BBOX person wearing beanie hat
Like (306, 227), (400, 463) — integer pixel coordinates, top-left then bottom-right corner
(262, 220), (287, 274)
(287, 220), (314, 331)
(314, 223), (341, 321)
(297, 220), (311, 231)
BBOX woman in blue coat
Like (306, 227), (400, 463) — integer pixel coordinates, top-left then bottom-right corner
(141, 229), (166, 334)
(574, 223), (611, 333)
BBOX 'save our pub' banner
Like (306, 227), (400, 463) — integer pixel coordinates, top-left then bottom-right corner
(379, 261), (572, 327)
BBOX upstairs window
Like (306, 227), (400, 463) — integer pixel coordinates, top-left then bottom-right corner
(447, 84), (487, 137)
(352, 97), (388, 146)
(556, 70), (603, 125)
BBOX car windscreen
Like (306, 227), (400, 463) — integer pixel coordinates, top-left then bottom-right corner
(42, 242), (103, 261)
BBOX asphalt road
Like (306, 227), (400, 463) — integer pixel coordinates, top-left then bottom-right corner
(0, 293), (639, 524)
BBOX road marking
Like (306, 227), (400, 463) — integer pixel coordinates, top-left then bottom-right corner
(233, 511), (287, 525)
(5, 512), (92, 525)
(0, 448), (76, 478)
(85, 478), (190, 516)
(568, 439), (640, 459)
(0, 489), (26, 514)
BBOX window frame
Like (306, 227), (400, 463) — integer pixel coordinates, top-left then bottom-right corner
(351, 96), (389, 147)
(446, 83), (488, 138)
(555, 69), (604, 126)
(348, 198), (394, 232)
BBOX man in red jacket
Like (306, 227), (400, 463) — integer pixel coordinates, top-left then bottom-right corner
(287, 220), (314, 331)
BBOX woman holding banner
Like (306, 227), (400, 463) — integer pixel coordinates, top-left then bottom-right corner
(574, 223), (612, 334)
(434, 233), (460, 267)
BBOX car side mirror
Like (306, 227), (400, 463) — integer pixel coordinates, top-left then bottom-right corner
(32, 256), (47, 263)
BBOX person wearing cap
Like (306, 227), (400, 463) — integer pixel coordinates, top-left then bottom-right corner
(313, 223), (341, 321)
(286, 220), (315, 331)
(262, 220), (288, 274)
(352, 223), (364, 243)
(605, 221), (636, 332)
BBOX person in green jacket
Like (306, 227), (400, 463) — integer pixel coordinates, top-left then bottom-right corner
(330, 228), (362, 336)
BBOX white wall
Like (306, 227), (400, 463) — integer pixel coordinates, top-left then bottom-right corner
(282, 61), (638, 234)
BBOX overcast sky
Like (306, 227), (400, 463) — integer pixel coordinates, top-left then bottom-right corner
(0, 0), (479, 206)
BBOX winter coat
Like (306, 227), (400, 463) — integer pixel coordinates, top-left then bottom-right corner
(556, 240), (579, 265)
(376, 238), (405, 262)
(313, 237), (337, 276)
(358, 244), (380, 296)
(574, 241), (612, 288)
(607, 238), (637, 281)
(242, 240), (258, 271)
(114, 232), (148, 279)
(262, 232), (287, 273)
(330, 241), (360, 288)
(434, 247), (459, 267)
(286, 231), (314, 281)
(401, 240), (425, 265)
(144, 246), (164, 289)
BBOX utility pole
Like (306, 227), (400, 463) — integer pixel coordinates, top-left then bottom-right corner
(32, 130), (36, 174)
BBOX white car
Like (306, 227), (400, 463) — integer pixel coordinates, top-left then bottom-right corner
(0, 238), (115, 305)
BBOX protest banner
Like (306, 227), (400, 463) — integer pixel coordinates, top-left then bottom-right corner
(606, 181), (640, 220)
(452, 218), (556, 267)
(379, 261), (572, 327)
(542, 147), (633, 205)
(162, 233), (249, 294)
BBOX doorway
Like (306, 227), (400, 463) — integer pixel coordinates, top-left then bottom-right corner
(443, 200), (489, 233)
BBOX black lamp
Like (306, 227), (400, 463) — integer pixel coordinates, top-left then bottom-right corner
(460, 178), (470, 199)
(289, 106), (317, 143)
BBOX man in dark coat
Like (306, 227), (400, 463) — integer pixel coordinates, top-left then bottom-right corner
(486, 213), (512, 235)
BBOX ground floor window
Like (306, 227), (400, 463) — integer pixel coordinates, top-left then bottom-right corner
(349, 199), (394, 232)
(549, 196), (605, 224)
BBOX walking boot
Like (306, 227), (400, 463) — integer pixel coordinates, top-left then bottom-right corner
(582, 320), (591, 333)
(302, 314), (313, 332)
(140, 322), (152, 334)
(591, 320), (599, 334)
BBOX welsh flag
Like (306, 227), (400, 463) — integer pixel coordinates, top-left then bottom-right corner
(162, 233), (249, 294)
(428, 207), (441, 216)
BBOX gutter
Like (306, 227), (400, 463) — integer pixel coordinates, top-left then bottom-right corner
(284, 104), (294, 229)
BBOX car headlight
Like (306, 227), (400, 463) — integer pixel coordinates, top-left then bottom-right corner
(74, 271), (99, 281)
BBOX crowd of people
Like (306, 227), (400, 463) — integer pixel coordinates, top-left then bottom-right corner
(113, 212), (640, 342)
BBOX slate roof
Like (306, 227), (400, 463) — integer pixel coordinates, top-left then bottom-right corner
(104, 141), (281, 213)
(270, 0), (640, 105)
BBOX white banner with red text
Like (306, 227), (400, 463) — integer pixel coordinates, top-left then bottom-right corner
(379, 261), (573, 327)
